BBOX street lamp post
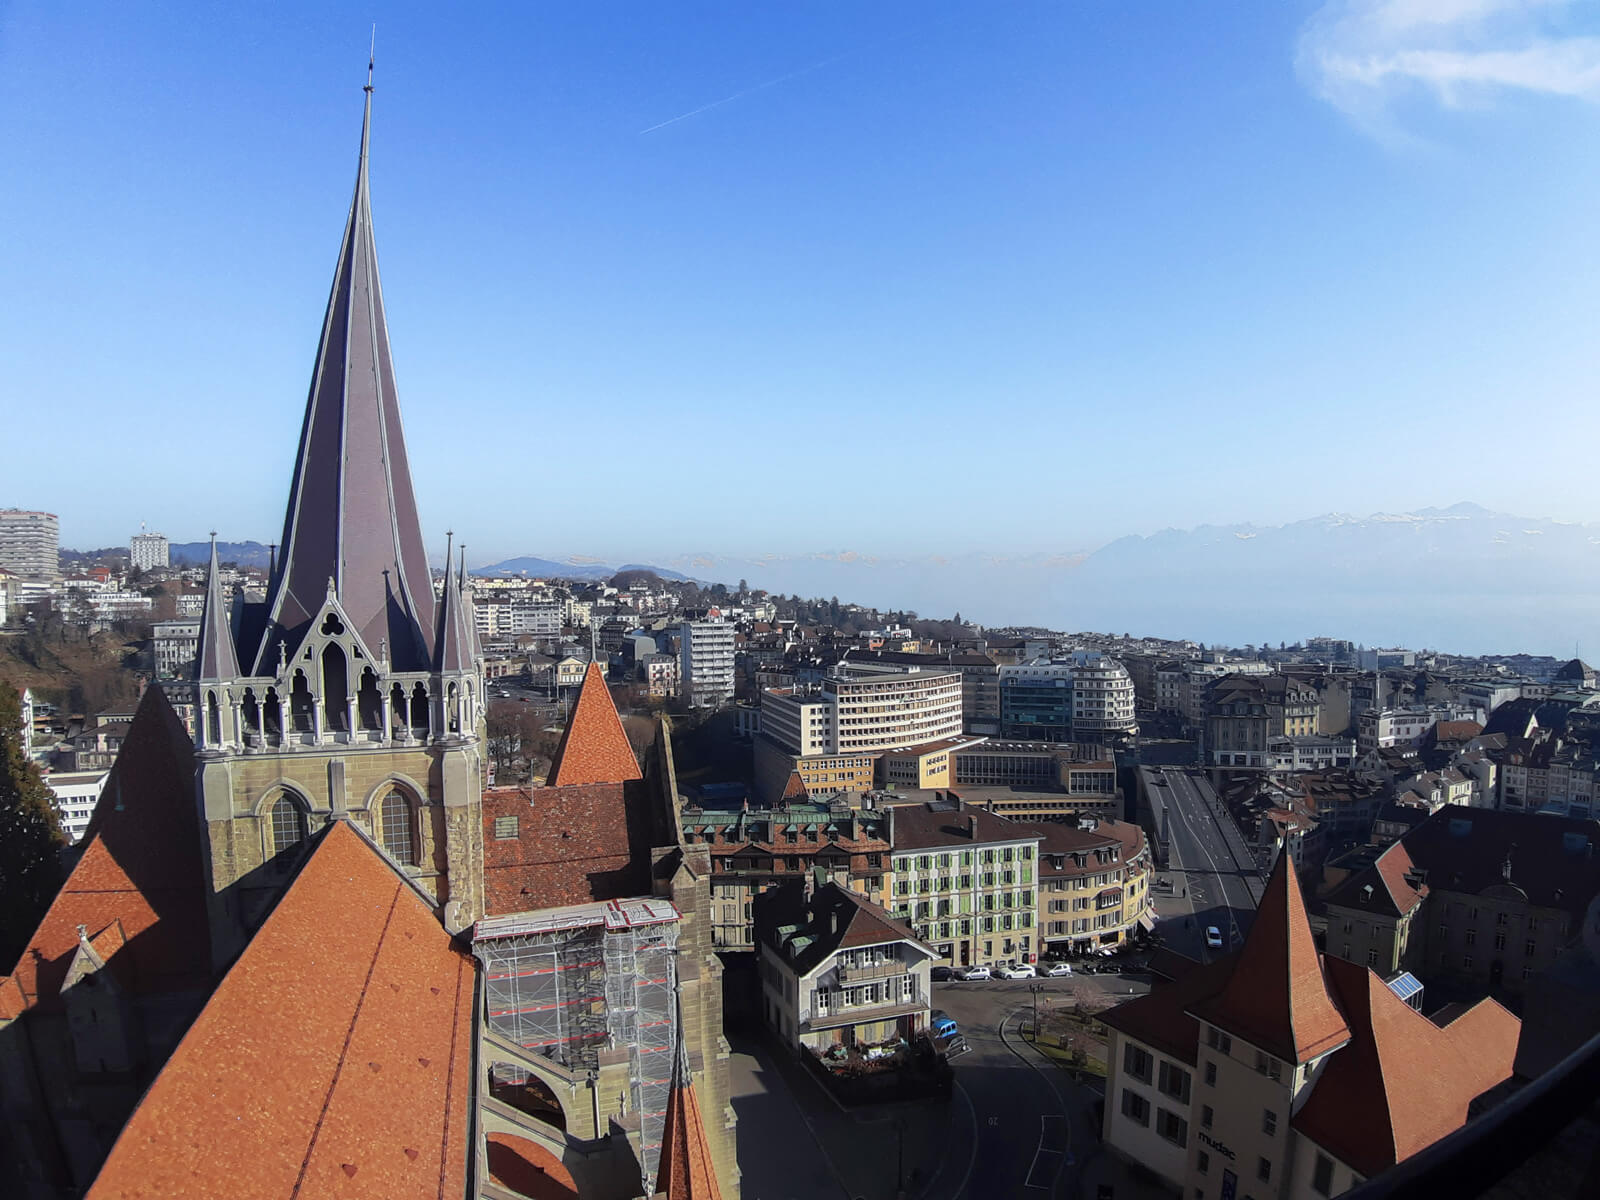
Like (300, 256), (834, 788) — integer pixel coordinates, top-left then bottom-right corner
(1028, 982), (1046, 1043)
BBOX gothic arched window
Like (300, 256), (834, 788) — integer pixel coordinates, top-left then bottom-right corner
(268, 792), (309, 858)
(380, 789), (416, 866)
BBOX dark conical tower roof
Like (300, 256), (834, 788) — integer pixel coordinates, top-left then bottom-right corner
(197, 535), (239, 681)
(251, 80), (436, 672)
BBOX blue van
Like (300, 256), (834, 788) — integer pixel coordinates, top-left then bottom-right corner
(930, 1010), (958, 1040)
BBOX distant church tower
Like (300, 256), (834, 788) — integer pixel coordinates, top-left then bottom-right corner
(193, 78), (485, 965)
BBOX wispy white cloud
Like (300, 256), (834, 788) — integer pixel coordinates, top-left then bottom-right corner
(1298, 0), (1600, 135)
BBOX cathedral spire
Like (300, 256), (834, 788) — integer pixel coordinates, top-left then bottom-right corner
(251, 76), (436, 673)
(197, 534), (239, 682)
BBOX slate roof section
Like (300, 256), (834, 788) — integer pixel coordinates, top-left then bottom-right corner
(1291, 957), (1518, 1177)
(548, 663), (643, 787)
(251, 85), (436, 674)
(85, 820), (475, 1200)
(655, 1056), (726, 1200)
(755, 879), (933, 978)
(1397, 804), (1600, 925)
(195, 536), (239, 682)
(1189, 852), (1352, 1065)
(887, 798), (1039, 850)
(0, 685), (212, 1016)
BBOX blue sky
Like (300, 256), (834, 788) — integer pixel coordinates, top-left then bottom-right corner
(4, 1), (1600, 563)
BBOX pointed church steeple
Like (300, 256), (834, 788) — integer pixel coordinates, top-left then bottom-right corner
(655, 1050), (726, 1200)
(1190, 851), (1351, 1065)
(251, 76), (436, 673)
(547, 663), (643, 787)
(197, 534), (239, 681)
(434, 533), (473, 674)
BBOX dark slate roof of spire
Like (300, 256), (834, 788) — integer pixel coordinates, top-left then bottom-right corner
(434, 536), (472, 674)
(197, 536), (239, 681)
(250, 85), (435, 674)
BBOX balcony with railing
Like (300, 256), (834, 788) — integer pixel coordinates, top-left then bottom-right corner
(801, 978), (929, 1033)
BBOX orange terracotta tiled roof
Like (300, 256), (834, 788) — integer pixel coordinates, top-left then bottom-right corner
(1190, 852), (1351, 1065)
(1328, 841), (1428, 920)
(481, 781), (652, 913)
(1292, 957), (1518, 1176)
(85, 820), (475, 1200)
(548, 663), (643, 787)
(1, 685), (212, 1014)
(780, 769), (809, 802)
(485, 1132), (579, 1199)
(655, 1060), (725, 1200)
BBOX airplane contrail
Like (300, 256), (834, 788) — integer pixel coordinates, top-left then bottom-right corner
(638, 46), (860, 135)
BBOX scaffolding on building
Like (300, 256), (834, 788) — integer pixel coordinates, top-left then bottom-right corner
(475, 897), (682, 1194)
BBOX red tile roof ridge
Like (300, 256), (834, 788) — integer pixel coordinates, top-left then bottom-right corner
(1189, 852), (1351, 1065)
(1293, 956), (1519, 1176)
(548, 663), (644, 787)
(656, 1049), (726, 1200)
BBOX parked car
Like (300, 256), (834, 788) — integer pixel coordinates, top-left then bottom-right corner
(1206, 925), (1224, 949)
(931, 966), (955, 982)
(1044, 962), (1073, 977)
(957, 965), (992, 981)
(930, 1011), (958, 1039)
(998, 964), (1036, 979)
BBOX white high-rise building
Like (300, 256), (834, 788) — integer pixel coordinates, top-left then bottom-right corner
(0, 509), (59, 580)
(130, 529), (170, 570)
(678, 618), (736, 707)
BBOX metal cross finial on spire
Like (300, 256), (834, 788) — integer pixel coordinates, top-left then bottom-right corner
(366, 26), (376, 93)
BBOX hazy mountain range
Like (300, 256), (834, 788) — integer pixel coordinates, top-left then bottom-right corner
(156, 504), (1600, 656)
(640, 504), (1600, 657)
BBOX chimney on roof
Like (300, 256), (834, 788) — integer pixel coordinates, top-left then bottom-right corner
(968, 813), (977, 839)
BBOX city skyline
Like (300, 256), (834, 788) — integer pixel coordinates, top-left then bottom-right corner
(6, 3), (1600, 559)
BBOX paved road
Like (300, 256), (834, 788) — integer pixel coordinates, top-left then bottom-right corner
(1151, 768), (1264, 958)
(928, 975), (1150, 1199)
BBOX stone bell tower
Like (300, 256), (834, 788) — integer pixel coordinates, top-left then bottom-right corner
(192, 76), (485, 967)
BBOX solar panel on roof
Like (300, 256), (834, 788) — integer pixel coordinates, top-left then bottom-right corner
(1385, 972), (1423, 1002)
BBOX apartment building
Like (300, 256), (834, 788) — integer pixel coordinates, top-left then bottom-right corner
(0, 509), (59, 580)
(1205, 673), (1321, 767)
(755, 662), (964, 802)
(885, 798), (1042, 968)
(681, 797), (891, 951)
(1356, 704), (1481, 754)
(152, 618), (201, 680)
(1036, 820), (1153, 953)
(999, 653), (1137, 744)
(755, 880), (936, 1056)
(43, 770), (108, 842)
(1268, 734), (1356, 773)
(129, 530), (169, 571)
(678, 617), (736, 707)
(1101, 854), (1519, 1200)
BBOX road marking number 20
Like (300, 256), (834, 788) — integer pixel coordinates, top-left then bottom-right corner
(988, 1116), (1000, 1126)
